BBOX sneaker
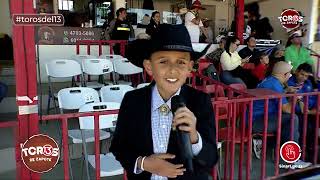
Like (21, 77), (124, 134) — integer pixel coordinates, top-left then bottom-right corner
(253, 138), (262, 159)
(290, 160), (312, 170)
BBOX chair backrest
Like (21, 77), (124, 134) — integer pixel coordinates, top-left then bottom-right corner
(100, 85), (134, 103)
(57, 87), (100, 110)
(99, 54), (123, 60)
(136, 83), (150, 89)
(113, 58), (143, 75)
(46, 59), (82, 78)
(71, 54), (97, 65)
(82, 58), (114, 75)
(79, 102), (120, 130)
(198, 60), (212, 75)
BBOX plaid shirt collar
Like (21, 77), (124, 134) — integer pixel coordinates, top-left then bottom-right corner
(151, 85), (181, 112)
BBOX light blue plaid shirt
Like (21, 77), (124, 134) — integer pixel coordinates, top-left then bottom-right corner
(134, 85), (203, 179)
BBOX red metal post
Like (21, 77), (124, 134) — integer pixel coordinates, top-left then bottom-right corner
(235, 0), (244, 43)
(10, 0), (40, 179)
(238, 101), (246, 180)
(314, 95), (320, 164)
(275, 98), (282, 176)
(94, 114), (101, 180)
(230, 102), (237, 180)
(246, 101), (253, 180)
(290, 96), (297, 141)
(261, 99), (269, 180)
(302, 96), (309, 160)
(62, 118), (70, 180)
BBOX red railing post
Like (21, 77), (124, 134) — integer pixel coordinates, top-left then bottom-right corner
(261, 99), (269, 180)
(246, 101), (253, 180)
(230, 102), (237, 180)
(274, 98), (282, 176)
(290, 96), (297, 141)
(62, 117), (70, 180)
(313, 94), (320, 164)
(94, 114), (101, 180)
(302, 96), (309, 160)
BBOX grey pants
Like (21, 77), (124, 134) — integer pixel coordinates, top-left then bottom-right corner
(252, 113), (299, 144)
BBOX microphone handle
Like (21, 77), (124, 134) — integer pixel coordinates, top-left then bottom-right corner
(177, 128), (194, 173)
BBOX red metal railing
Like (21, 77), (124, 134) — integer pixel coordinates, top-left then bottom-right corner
(41, 110), (120, 180)
(75, 40), (128, 57)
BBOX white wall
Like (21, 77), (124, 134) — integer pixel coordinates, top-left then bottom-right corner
(0, 0), (12, 36)
(202, 0), (234, 36)
(257, 0), (313, 43)
(37, 45), (110, 82)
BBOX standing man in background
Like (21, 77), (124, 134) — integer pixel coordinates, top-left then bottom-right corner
(185, 0), (205, 43)
(106, 7), (134, 55)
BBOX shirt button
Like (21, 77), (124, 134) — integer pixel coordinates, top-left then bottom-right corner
(162, 125), (166, 129)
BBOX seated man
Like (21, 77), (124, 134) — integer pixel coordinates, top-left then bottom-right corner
(251, 61), (311, 168)
(287, 63), (317, 161)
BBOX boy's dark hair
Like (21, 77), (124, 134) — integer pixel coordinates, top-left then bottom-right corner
(151, 11), (160, 18)
(254, 52), (268, 66)
(116, 8), (126, 17)
(225, 36), (239, 56)
(245, 36), (255, 45)
(297, 63), (313, 74)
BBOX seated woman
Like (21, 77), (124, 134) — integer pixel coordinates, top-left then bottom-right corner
(220, 36), (258, 88)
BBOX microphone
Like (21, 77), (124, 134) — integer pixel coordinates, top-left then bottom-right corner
(171, 95), (194, 173)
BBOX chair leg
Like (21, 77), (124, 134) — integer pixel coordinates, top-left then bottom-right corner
(216, 166), (221, 180)
(47, 93), (51, 115)
(219, 145), (222, 173)
(81, 130), (90, 180)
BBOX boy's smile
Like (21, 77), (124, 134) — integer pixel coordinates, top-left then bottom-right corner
(144, 51), (194, 100)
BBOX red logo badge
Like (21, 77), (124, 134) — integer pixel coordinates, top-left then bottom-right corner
(21, 134), (60, 173)
(278, 9), (303, 29)
(280, 141), (301, 163)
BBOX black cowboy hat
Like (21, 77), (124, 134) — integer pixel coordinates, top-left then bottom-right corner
(126, 24), (211, 68)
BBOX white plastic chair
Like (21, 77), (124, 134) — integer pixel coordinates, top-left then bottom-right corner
(100, 85), (134, 103)
(113, 58), (143, 85)
(78, 102), (123, 178)
(113, 58), (143, 75)
(45, 59), (84, 114)
(71, 54), (97, 66)
(57, 87), (100, 180)
(82, 58), (115, 89)
(136, 83), (150, 89)
(58, 87), (108, 147)
(98, 54), (123, 60)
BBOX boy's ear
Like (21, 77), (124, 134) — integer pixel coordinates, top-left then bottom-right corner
(143, 59), (153, 76)
(188, 61), (194, 72)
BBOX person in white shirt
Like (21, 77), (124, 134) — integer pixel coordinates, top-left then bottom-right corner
(220, 36), (259, 88)
(185, 0), (205, 43)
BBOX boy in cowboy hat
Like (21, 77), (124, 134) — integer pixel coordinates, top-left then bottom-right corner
(110, 24), (218, 180)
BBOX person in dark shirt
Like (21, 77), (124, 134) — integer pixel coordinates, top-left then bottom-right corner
(146, 11), (161, 37)
(247, 2), (273, 39)
(238, 36), (260, 63)
(109, 8), (134, 55)
(206, 36), (226, 67)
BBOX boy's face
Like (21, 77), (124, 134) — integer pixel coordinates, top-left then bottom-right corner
(260, 55), (269, 65)
(143, 51), (193, 100)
